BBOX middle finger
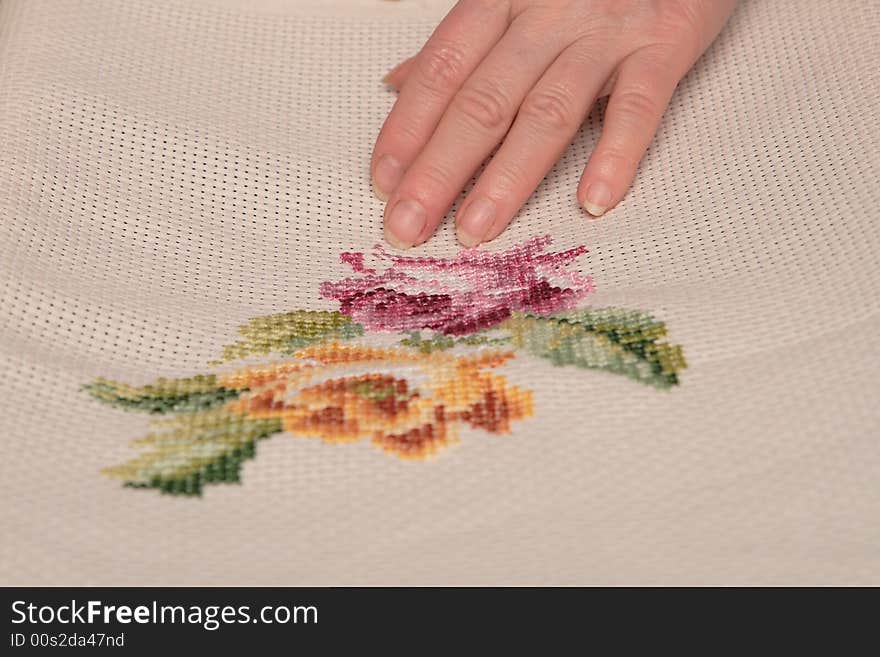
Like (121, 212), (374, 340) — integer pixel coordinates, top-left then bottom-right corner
(383, 17), (570, 248)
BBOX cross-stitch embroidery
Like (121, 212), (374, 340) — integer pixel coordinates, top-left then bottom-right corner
(85, 236), (686, 495)
(319, 236), (592, 335)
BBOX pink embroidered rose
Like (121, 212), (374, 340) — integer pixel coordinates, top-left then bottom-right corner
(319, 236), (593, 335)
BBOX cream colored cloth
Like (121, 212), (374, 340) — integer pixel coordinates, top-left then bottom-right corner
(1, 0), (878, 585)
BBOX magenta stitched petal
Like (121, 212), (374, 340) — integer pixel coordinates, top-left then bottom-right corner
(339, 252), (376, 274)
(343, 289), (456, 332)
(441, 306), (513, 336)
(320, 236), (594, 334)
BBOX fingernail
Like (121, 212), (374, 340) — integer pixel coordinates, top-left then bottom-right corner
(456, 198), (496, 248)
(373, 154), (404, 201)
(372, 180), (390, 202)
(385, 199), (426, 249)
(583, 181), (613, 217)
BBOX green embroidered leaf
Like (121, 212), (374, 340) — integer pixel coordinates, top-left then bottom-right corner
(103, 410), (284, 496)
(549, 308), (686, 384)
(502, 309), (686, 388)
(216, 310), (364, 363)
(400, 331), (456, 352)
(84, 375), (243, 414)
(399, 330), (511, 353)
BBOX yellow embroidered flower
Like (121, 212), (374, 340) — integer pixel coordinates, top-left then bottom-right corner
(219, 343), (533, 459)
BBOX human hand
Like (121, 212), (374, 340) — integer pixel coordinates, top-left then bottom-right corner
(372, 0), (737, 248)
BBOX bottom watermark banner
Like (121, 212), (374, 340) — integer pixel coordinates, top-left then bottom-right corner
(1, 587), (868, 650)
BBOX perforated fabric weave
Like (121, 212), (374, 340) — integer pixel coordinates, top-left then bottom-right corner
(1, 0), (878, 585)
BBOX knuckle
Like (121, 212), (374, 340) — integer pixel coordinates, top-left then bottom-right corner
(453, 83), (511, 132)
(635, 43), (687, 77)
(659, 0), (703, 33)
(595, 147), (641, 173)
(613, 88), (663, 123)
(520, 86), (578, 132)
(491, 161), (529, 194)
(416, 41), (469, 93)
(651, 2), (706, 58)
(389, 115), (427, 147)
(414, 162), (456, 193)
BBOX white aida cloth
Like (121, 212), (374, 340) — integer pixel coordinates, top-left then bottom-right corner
(0, 0), (878, 584)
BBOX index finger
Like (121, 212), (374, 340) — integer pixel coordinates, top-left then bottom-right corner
(370, 0), (511, 200)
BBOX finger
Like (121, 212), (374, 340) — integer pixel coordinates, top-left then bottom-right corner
(370, 0), (511, 201)
(578, 47), (683, 217)
(382, 56), (415, 90)
(455, 43), (614, 246)
(386, 56), (610, 105)
(597, 71), (616, 99)
(384, 19), (569, 248)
